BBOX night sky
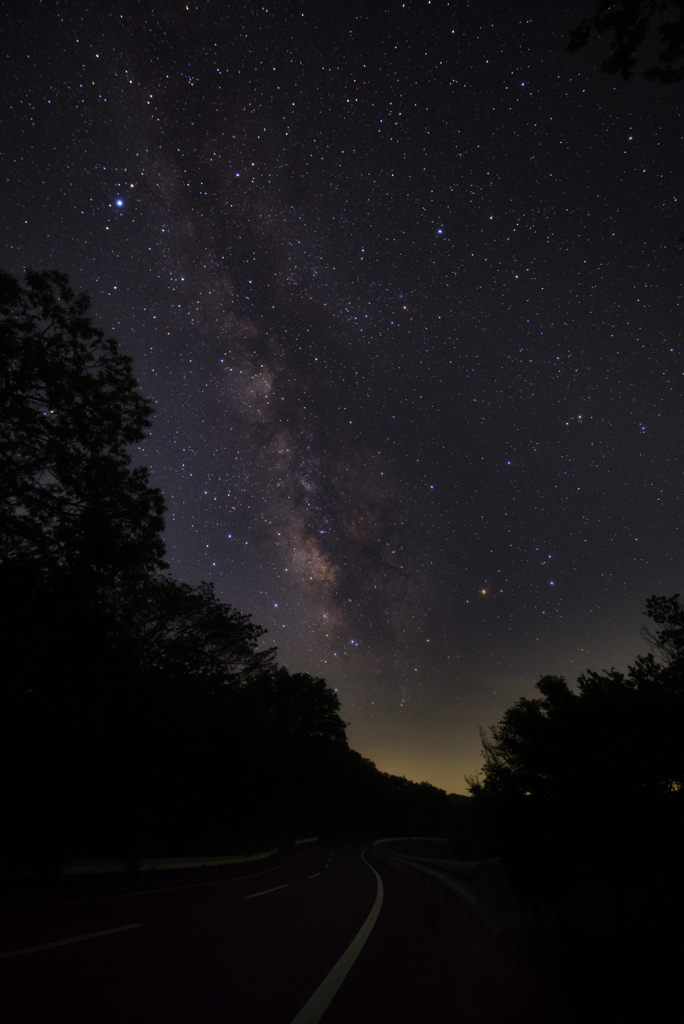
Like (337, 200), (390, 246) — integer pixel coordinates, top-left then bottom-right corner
(3, 1), (683, 791)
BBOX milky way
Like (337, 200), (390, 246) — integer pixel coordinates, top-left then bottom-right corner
(3, 1), (683, 788)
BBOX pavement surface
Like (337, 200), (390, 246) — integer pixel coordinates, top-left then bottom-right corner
(0, 842), (468, 1024)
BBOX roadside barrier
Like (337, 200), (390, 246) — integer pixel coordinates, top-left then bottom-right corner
(6, 838), (319, 877)
(373, 837), (520, 933)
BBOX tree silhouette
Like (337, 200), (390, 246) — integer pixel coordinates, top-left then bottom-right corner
(469, 602), (683, 804)
(0, 268), (166, 580)
(115, 574), (276, 687)
(569, 1), (684, 83)
(465, 595), (684, 901)
(642, 592), (684, 661)
(471, 663), (682, 802)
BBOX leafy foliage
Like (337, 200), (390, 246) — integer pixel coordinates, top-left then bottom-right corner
(642, 592), (684, 662)
(472, 661), (682, 802)
(114, 574), (276, 686)
(466, 596), (684, 899)
(0, 269), (166, 578)
(469, 595), (684, 802)
(569, 1), (684, 83)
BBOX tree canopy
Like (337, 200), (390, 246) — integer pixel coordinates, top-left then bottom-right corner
(469, 594), (684, 803)
(0, 268), (166, 580)
(114, 574), (276, 686)
(569, 1), (684, 83)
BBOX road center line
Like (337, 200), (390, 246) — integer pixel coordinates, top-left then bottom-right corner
(245, 884), (290, 899)
(289, 849), (384, 1024)
(0, 923), (144, 959)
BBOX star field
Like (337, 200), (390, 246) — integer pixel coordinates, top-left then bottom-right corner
(2, 0), (683, 788)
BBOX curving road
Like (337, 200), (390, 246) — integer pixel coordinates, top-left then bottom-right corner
(0, 843), (463, 1023)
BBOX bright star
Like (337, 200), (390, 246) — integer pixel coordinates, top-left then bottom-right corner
(116, 199), (123, 207)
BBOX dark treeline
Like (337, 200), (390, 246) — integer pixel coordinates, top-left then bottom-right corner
(448, 597), (684, 1021)
(568, 1), (684, 85)
(458, 596), (684, 903)
(0, 269), (453, 872)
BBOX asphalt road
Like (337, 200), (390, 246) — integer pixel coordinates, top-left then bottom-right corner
(0, 843), (465, 1024)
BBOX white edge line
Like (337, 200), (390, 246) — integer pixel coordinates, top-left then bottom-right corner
(0, 923), (144, 959)
(289, 848), (383, 1024)
(245, 883), (290, 899)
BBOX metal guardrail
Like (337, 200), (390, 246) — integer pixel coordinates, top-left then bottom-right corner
(373, 837), (520, 933)
(61, 849), (281, 875)
(6, 838), (319, 878)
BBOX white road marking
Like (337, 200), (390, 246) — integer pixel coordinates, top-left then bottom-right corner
(308, 872), (322, 879)
(289, 849), (384, 1024)
(1, 846), (320, 913)
(0, 923), (144, 959)
(245, 884), (290, 899)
